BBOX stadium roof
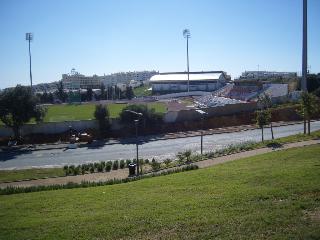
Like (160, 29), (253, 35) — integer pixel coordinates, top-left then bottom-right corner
(150, 71), (226, 82)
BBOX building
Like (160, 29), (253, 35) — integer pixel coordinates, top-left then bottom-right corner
(150, 71), (227, 93)
(239, 71), (297, 80)
(100, 70), (158, 86)
(62, 69), (101, 90)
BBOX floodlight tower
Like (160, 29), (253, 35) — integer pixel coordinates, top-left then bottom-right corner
(301, 0), (308, 91)
(26, 33), (33, 93)
(183, 29), (191, 92)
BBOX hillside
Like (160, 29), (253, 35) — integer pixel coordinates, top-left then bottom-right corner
(0, 145), (319, 239)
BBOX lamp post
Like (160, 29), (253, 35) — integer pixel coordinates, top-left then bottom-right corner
(124, 110), (143, 175)
(301, 0), (308, 91)
(195, 109), (208, 155)
(25, 33), (33, 93)
(183, 29), (191, 92)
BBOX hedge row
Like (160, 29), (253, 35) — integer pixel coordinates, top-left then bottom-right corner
(0, 165), (199, 195)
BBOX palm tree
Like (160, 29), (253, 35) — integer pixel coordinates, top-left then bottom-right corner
(258, 94), (274, 139)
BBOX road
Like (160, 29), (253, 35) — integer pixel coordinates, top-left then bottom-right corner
(0, 121), (319, 170)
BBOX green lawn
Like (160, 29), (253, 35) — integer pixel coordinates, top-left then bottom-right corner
(42, 102), (166, 122)
(0, 168), (64, 183)
(133, 85), (152, 97)
(0, 145), (319, 239)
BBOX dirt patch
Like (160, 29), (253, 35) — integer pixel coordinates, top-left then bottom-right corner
(303, 209), (320, 222)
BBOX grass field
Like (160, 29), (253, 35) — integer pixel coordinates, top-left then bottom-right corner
(43, 102), (166, 122)
(133, 85), (152, 97)
(0, 145), (319, 239)
(0, 168), (64, 183)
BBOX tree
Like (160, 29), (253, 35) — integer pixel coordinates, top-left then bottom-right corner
(298, 92), (318, 135)
(94, 104), (109, 137)
(119, 104), (162, 127)
(0, 85), (46, 140)
(125, 86), (134, 100)
(255, 109), (270, 142)
(86, 88), (93, 101)
(55, 80), (67, 102)
(258, 93), (274, 139)
(100, 84), (106, 100)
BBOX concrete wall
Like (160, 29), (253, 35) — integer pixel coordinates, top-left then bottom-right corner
(0, 102), (257, 137)
(0, 119), (124, 138)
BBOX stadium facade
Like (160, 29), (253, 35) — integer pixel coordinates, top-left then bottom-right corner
(150, 71), (227, 93)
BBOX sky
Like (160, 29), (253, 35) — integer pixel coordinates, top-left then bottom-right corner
(0, 0), (319, 89)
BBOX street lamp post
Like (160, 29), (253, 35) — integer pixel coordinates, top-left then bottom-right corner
(25, 33), (33, 93)
(183, 29), (191, 92)
(302, 0), (308, 91)
(124, 110), (143, 175)
(195, 109), (208, 155)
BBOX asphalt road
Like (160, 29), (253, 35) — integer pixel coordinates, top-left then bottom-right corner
(1, 121), (320, 170)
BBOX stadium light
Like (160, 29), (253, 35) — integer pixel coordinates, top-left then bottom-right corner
(195, 109), (208, 155)
(183, 29), (191, 92)
(25, 33), (33, 93)
(124, 110), (143, 175)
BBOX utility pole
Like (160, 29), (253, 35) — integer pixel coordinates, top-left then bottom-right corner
(26, 33), (33, 93)
(302, 0), (308, 91)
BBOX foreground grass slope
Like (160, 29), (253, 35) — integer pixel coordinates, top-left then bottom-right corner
(0, 145), (320, 239)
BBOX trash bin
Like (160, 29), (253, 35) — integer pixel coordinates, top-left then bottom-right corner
(128, 163), (136, 176)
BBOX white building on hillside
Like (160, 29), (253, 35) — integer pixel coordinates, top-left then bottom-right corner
(239, 71), (297, 80)
(62, 69), (101, 90)
(150, 71), (227, 93)
(101, 70), (158, 86)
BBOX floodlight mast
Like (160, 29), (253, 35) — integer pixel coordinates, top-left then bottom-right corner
(26, 33), (33, 93)
(183, 29), (191, 92)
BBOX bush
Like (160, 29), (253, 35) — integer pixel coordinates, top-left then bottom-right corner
(72, 166), (80, 175)
(63, 165), (69, 176)
(120, 160), (125, 169)
(97, 163), (104, 172)
(151, 160), (161, 172)
(144, 159), (150, 164)
(112, 160), (119, 170)
(105, 162), (112, 172)
(164, 158), (172, 167)
(89, 166), (95, 173)
(125, 159), (132, 167)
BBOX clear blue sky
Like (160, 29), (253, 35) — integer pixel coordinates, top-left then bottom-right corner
(0, 0), (319, 89)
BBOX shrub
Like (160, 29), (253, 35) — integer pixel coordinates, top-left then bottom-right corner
(89, 166), (95, 173)
(105, 161), (112, 172)
(63, 165), (69, 176)
(164, 158), (172, 167)
(74, 166), (80, 175)
(125, 159), (132, 167)
(144, 159), (150, 164)
(101, 161), (106, 169)
(120, 160), (125, 169)
(94, 162), (100, 171)
(97, 163), (104, 172)
(112, 160), (119, 170)
(151, 160), (161, 172)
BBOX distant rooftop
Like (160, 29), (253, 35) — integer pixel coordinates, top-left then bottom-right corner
(150, 71), (226, 82)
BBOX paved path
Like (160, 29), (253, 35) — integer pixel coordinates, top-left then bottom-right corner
(1, 139), (319, 189)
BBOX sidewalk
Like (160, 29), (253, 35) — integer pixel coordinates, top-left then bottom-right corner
(0, 120), (307, 153)
(1, 139), (319, 189)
